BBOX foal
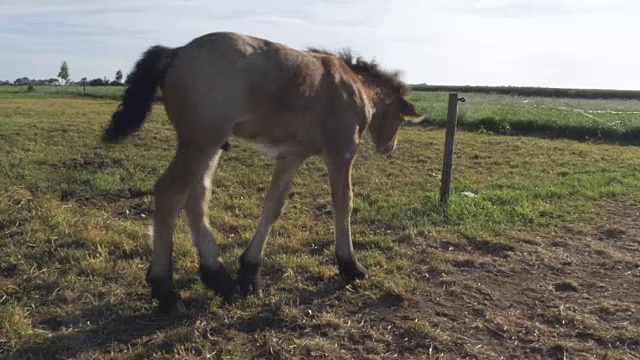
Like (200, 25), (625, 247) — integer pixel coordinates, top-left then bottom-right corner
(102, 32), (419, 315)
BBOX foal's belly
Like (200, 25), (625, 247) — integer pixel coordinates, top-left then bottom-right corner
(231, 117), (320, 157)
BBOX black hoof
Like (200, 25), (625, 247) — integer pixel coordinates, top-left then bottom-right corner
(148, 276), (186, 316)
(338, 258), (368, 281)
(162, 297), (186, 316)
(199, 263), (237, 304)
(237, 260), (262, 298)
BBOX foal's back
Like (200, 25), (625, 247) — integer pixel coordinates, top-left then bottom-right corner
(162, 31), (370, 153)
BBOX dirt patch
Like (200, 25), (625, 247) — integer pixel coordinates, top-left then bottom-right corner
(55, 156), (124, 171)
(0, 219), (24, 240)
(598, 227), (626, 241)
(596, 200), (640, 253)
(552, 280), (580, 292)
(467, 237), (515, 256)
(115, 202), (153, 220)
(402, 198), (640, 358)
(60, 187), (152, 205)
(312, 203), (333, 218)
(1, 262), (18, 277)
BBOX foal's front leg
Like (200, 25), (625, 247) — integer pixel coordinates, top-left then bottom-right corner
(237, 151), (307, 297)
(325, 151), (367, 280)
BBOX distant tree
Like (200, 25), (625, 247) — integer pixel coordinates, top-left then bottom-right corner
(124, 72), (132, 86)
(14, 77), (30, 85)
(88, 78), (106, 86)
(115, 70), (123, 83)
(58, 61), (70, 85)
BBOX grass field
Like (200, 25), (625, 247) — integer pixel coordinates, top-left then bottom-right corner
(412, 84), (640, 101)
(0, 85), (125, 100)
(1, 95), (640, 359)
(408, 92), (640, 144)
(4, 85), (640, 144)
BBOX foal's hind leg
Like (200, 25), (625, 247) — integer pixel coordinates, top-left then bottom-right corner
(237, 151), (307, 297)
(147, 145), (219, 315)
(184, 150), (236, 303)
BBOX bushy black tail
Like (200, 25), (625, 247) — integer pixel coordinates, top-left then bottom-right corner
(101, 45), (176, 143)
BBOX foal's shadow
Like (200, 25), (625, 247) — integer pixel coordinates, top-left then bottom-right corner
(226, 277), (349, 334)
(11, 293), (210, 359)
(223, 274), (410, 339)
(11, 275), (381, 359)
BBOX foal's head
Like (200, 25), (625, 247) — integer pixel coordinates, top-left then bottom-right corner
(337, 50), (420, 155)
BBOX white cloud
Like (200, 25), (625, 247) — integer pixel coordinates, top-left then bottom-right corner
(0, 0), (638, 89)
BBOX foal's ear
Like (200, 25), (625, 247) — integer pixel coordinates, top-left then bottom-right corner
(400, 98), (420, 118)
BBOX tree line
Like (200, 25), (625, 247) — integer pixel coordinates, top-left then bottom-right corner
(0, 61), (130, 87)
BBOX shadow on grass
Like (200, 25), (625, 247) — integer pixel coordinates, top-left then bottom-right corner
(10, 298), (208, 359)
(8, 273), (357, 359)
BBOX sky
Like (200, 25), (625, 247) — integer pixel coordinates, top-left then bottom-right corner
(1, 0), (638, 90)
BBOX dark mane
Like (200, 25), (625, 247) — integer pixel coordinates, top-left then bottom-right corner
(307, 47), (408, 96)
